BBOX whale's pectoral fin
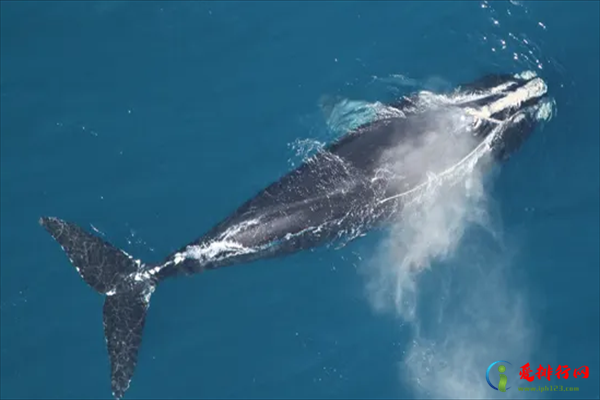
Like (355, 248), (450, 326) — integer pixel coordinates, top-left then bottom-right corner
(40, 216), (154, 400)
(103, 286), (152, 400)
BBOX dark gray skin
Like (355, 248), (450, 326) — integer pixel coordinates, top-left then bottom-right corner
(39, 72), (549, 400)
(156, 73), (547, 279)
(158, 118), (407, 277)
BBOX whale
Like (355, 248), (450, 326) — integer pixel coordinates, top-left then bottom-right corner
(40, 71), (552, 399)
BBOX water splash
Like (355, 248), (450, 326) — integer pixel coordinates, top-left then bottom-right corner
(288, 138), (326, 167)
(352, 71), (550, 398)
(321, 97), (405, 134)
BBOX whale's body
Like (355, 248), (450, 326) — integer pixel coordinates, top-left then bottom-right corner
(40, 71), (553, 399)
(159, 111), (483, 277)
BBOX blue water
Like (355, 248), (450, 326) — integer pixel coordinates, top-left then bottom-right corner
(1, 1), (598, 399)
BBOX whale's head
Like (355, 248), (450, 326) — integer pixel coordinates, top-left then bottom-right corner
(457, 71), (554, 161)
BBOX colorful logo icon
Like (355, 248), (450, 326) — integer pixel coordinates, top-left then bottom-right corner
(487, 360), (512, 392)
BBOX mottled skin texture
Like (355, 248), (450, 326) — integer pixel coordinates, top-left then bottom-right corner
(157, 72), (547, 279)
(39, 72), (548, 400)
(157, 107), (507, 277)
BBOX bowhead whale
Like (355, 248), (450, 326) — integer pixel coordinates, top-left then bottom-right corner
(40, 71), (552, 399)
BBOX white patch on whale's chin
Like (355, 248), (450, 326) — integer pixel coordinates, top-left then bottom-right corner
(415, 70), (547, 115)
(488, 77), (547, 116)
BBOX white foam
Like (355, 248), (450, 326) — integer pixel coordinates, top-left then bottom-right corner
(377, 120), (499, 206)
(536, 98), (555, 121)
(514, 70), (537, 80)
(184, 240), (257, 263)
(141, 284), (155, 305)
(219, 218), (261, 241)
(358, 70), (552, 400)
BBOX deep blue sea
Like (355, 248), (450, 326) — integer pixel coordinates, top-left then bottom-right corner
(1, 1), (598, 399)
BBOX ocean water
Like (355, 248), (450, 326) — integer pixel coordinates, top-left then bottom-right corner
(1, 1), (598, 399)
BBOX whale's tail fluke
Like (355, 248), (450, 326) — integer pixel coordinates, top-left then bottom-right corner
(39, 216), (155, 400)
